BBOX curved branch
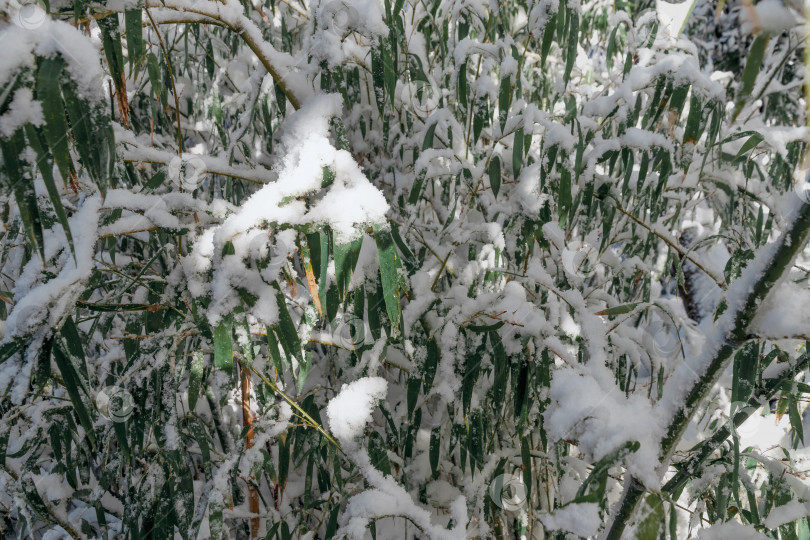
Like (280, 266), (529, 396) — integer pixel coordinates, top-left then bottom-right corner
(603, 196), (810, 540)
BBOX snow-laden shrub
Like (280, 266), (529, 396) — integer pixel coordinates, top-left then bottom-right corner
(1, 0), (810, 537)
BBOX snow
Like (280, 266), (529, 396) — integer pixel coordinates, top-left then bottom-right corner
(656, 0), (697, 39)
(763, 500), (809, 529)
(184, 94), (389, 326)
(4, 0), (810, 537)
(695, 520), (772, 540)
(326, 376), (387, 443)
(750, 278), (810, 339)
(741, 0), (802, 35)
(539, 502), (601, 537)
(0, 8), (104, 95)
(5, 196), (101, 340)
(0, 88), (42, 137)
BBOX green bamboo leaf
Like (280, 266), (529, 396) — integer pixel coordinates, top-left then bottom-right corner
(514, 360), (529, 423)
(732, 342), (758, 406)
(52, 344), (96, 447)
(373, 224), (403, 336)
(371, 46), (386, 114)
(1, 129), (45, 259)
(143, 170), (167, 190)
(147, 52), (163, 101)
(541, 13), (557, 66)
(559, 168), (572, 222)
(24, 124), (75, 259)
(266, 326), (285, 377)
(409, 170), (426, 204)
(0, 340), (23, 366)
(36, 335), (53, 391)
(564, 12), (578, 86)
(21, 476), (51, 522)
(594, 302), (644, 316)
(423, 337), (438, 393)
(274, 290), (303, 362)
(325, 505), (340, 539)
(368, 431), (391, 475)
(682, 93), (703, 145)
(606, 24), (620, 70)
(209, 502), (224, 540)
(61, 79), (114, 192)
(36, 57), (75, 185)
(491, 333), (508, 404)
(125, 9), (143, 69)
(488, 155), (501, 198)
(390, 224), (415, 267)
(333, 235), (362, 302)
(737, 35), (768, 108)
(60, 316), (88, 380)
(576, 441), (639, 500)
(297, 351), (311, 393)
(635, 494), (664, 540)
(789, 394), (804, 446)
(513, 127), (524, 179)
(733, 134), (764, 163)
(98, 15), (127, 102)
(212, 315), (233, 373)
(462, 349), (481, 416)
(669, 84), (690, 121)
(498, 74), (511, 131)
(457, 60), (468, 105)
(422, 121), (436, 151)
(384, 46), (396, 111)
(470, 98), (482, 145)
(278, 434), (290, 490)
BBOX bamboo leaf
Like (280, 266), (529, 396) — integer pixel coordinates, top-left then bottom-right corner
(213, 315), (233, 373)
(594, 302), (644, 316)
(1, 129), (45, 259)
(36, 57), (75, 185)
(333, 235), (362, 302)
(52, 344), (95, 448)
(24, 124), (75, 259)
(635, 495), (664, 540)
(737, 35), (768, 107)
(61, 79), (114, 192)
(373, 224), (403, 336)
(274, 290), (303, 362)
(564, 12), (578, 86)
(368, 431), (391, 476)
(489, 155), (501, 199)
(125, 9), (144, 69)
(513, 127), (523, 179)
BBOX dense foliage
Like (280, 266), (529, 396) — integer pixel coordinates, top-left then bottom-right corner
(1, 0), (810, 538)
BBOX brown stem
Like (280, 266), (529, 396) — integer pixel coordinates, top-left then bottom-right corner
(241, 365), (259, 537)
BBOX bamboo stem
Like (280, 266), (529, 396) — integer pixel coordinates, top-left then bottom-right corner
(662, 350), (810, 495)
(603, 197), (810, 540)
(241, 363), (260, 538)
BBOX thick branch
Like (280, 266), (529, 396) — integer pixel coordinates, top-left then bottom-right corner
(662, 350), (810, 495)
(603, 196), (810, 540)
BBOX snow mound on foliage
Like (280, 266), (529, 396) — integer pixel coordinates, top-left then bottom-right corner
(539, 503), (601, 537)
(183, 94), (389, 326)
(327, 377), (387, 442)
(696, 520), (772, 540)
